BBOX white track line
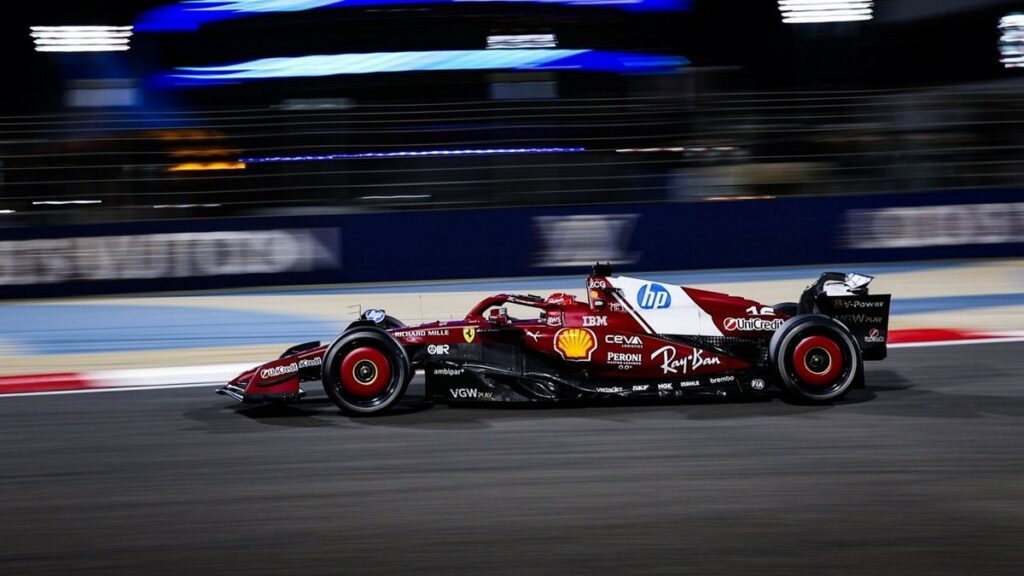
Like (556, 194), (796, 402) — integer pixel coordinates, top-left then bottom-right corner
(0, 382), (223, 399)
(889, 336), (1024, 348)
(91, 363), (254, 388)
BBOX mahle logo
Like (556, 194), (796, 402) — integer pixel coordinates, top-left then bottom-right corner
(637, 283), (671, 309)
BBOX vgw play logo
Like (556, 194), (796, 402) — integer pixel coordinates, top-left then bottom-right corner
(637, 283), (671, 309)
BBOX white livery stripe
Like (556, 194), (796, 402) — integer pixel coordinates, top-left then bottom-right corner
(610, 276), (724, 337)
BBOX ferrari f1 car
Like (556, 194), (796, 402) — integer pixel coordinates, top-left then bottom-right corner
(216, 265), (890, 413)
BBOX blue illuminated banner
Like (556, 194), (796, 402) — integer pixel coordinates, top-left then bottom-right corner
(2, 188), (1021, 299)
(137, 0), (690, 31)
(161, 49), (687, 84)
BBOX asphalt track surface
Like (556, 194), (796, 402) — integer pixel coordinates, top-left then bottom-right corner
(2, 343), (1023, 576)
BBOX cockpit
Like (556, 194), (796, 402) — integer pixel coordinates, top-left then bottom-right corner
(467, 293), (580, 327)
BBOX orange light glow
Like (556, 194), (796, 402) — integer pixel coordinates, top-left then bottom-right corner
(168, 162), (246, 172)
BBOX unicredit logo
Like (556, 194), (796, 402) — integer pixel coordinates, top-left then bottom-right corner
(259, 363), (298, 379)
(637, 284), (671, 309)
(723, 317), (785, 332)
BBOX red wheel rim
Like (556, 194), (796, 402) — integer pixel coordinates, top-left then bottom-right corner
(792, 335), (843, 386)
(339, 347), (391, 398)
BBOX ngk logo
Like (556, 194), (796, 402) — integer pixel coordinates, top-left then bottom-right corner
(723, 317), (785, 332)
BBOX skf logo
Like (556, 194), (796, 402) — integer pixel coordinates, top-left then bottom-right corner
(463, 327), (476, 343)
(637, 284), (671, 309)
(554, 328), (596, 361)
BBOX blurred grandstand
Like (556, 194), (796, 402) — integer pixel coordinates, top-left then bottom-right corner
(4, 84), (1024, 224)
(2, 0), (1024, 225)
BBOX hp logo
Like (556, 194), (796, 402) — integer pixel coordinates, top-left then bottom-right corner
(637, 284), (671, 309)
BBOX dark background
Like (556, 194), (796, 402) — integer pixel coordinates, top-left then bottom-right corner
(3, 1), (1024, 112)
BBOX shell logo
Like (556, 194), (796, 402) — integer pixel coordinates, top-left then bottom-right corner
(554, 328), (597, 361)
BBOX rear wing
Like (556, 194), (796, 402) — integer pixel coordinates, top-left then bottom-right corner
(800, 272), (891, 361)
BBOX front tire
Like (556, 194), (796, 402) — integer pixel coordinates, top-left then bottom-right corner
(769, 315), (861, 403)
(322, 328), (410, 414)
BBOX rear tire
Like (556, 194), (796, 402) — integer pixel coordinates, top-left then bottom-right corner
(322, 328), (410, 414)
(772, 302), (798, 317)
(769, 315), (860, 403)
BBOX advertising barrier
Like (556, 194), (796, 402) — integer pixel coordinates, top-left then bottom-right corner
(1, 188), (1021, 299)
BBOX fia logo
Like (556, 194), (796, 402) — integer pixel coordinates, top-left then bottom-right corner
(637, 283), (671, 310)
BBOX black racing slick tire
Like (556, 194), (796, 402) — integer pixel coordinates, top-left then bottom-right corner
(772, 302), (798, 317)
(769, 314), (861, 403)
(322, 327), (411, 414)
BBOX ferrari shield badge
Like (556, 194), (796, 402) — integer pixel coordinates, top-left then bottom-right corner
(463, 327), (476, 343)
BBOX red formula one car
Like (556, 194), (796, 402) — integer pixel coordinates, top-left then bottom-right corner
(217, 265), (890, 413)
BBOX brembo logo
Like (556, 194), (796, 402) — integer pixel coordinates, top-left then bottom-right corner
(637, 284), (671, 309)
